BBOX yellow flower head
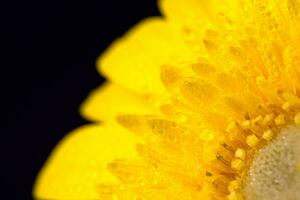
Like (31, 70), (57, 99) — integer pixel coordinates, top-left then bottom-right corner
(34, 0), (300, 199)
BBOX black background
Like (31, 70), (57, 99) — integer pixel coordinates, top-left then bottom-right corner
(1, 1), (159, 199)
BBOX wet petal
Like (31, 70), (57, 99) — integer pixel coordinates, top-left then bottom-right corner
(80, 83), (153, 122)
(34, 124), (139, 199)
(98, 17), (194, 96)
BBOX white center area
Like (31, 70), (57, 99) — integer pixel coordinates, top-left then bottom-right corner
(245, 126), (300, 200)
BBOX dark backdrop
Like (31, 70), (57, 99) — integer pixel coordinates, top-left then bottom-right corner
(1, 1), (159, 199)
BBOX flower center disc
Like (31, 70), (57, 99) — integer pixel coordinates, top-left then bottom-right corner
(245, 126), (300, 200)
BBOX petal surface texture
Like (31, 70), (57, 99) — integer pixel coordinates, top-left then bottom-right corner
(98, 17), (195, 95)
(34, 125), (139, 199)
(80, 83), (153, 122)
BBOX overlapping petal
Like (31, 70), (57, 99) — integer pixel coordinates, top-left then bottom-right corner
(80, 83), (154, 122)
(98, 17), (195, 96)
(34, 125), (139, 199)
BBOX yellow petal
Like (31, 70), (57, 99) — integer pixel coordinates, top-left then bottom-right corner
(159, 0), (243, 24)
(159, 0), (206, 21)
(98, 17), (194, 95)
(33, 124), (139, 200)
(80, 82), (153, 122)
(98, 17), (168, 95)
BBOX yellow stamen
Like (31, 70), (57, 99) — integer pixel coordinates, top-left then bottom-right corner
(282, 102), (291, 111)
(275, 114), (285, 126)
(262, 114), (274, 126)
(228, 180), (241, 192)
(235, 148), (246, 160)
(262, 129), (274, 141)
(231, 159), (244, 171)
(241, 120), (251, 129)
(246, 134), (259, 147)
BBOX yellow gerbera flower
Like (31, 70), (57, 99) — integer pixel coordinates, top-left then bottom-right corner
(34, 0), (300, 199)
